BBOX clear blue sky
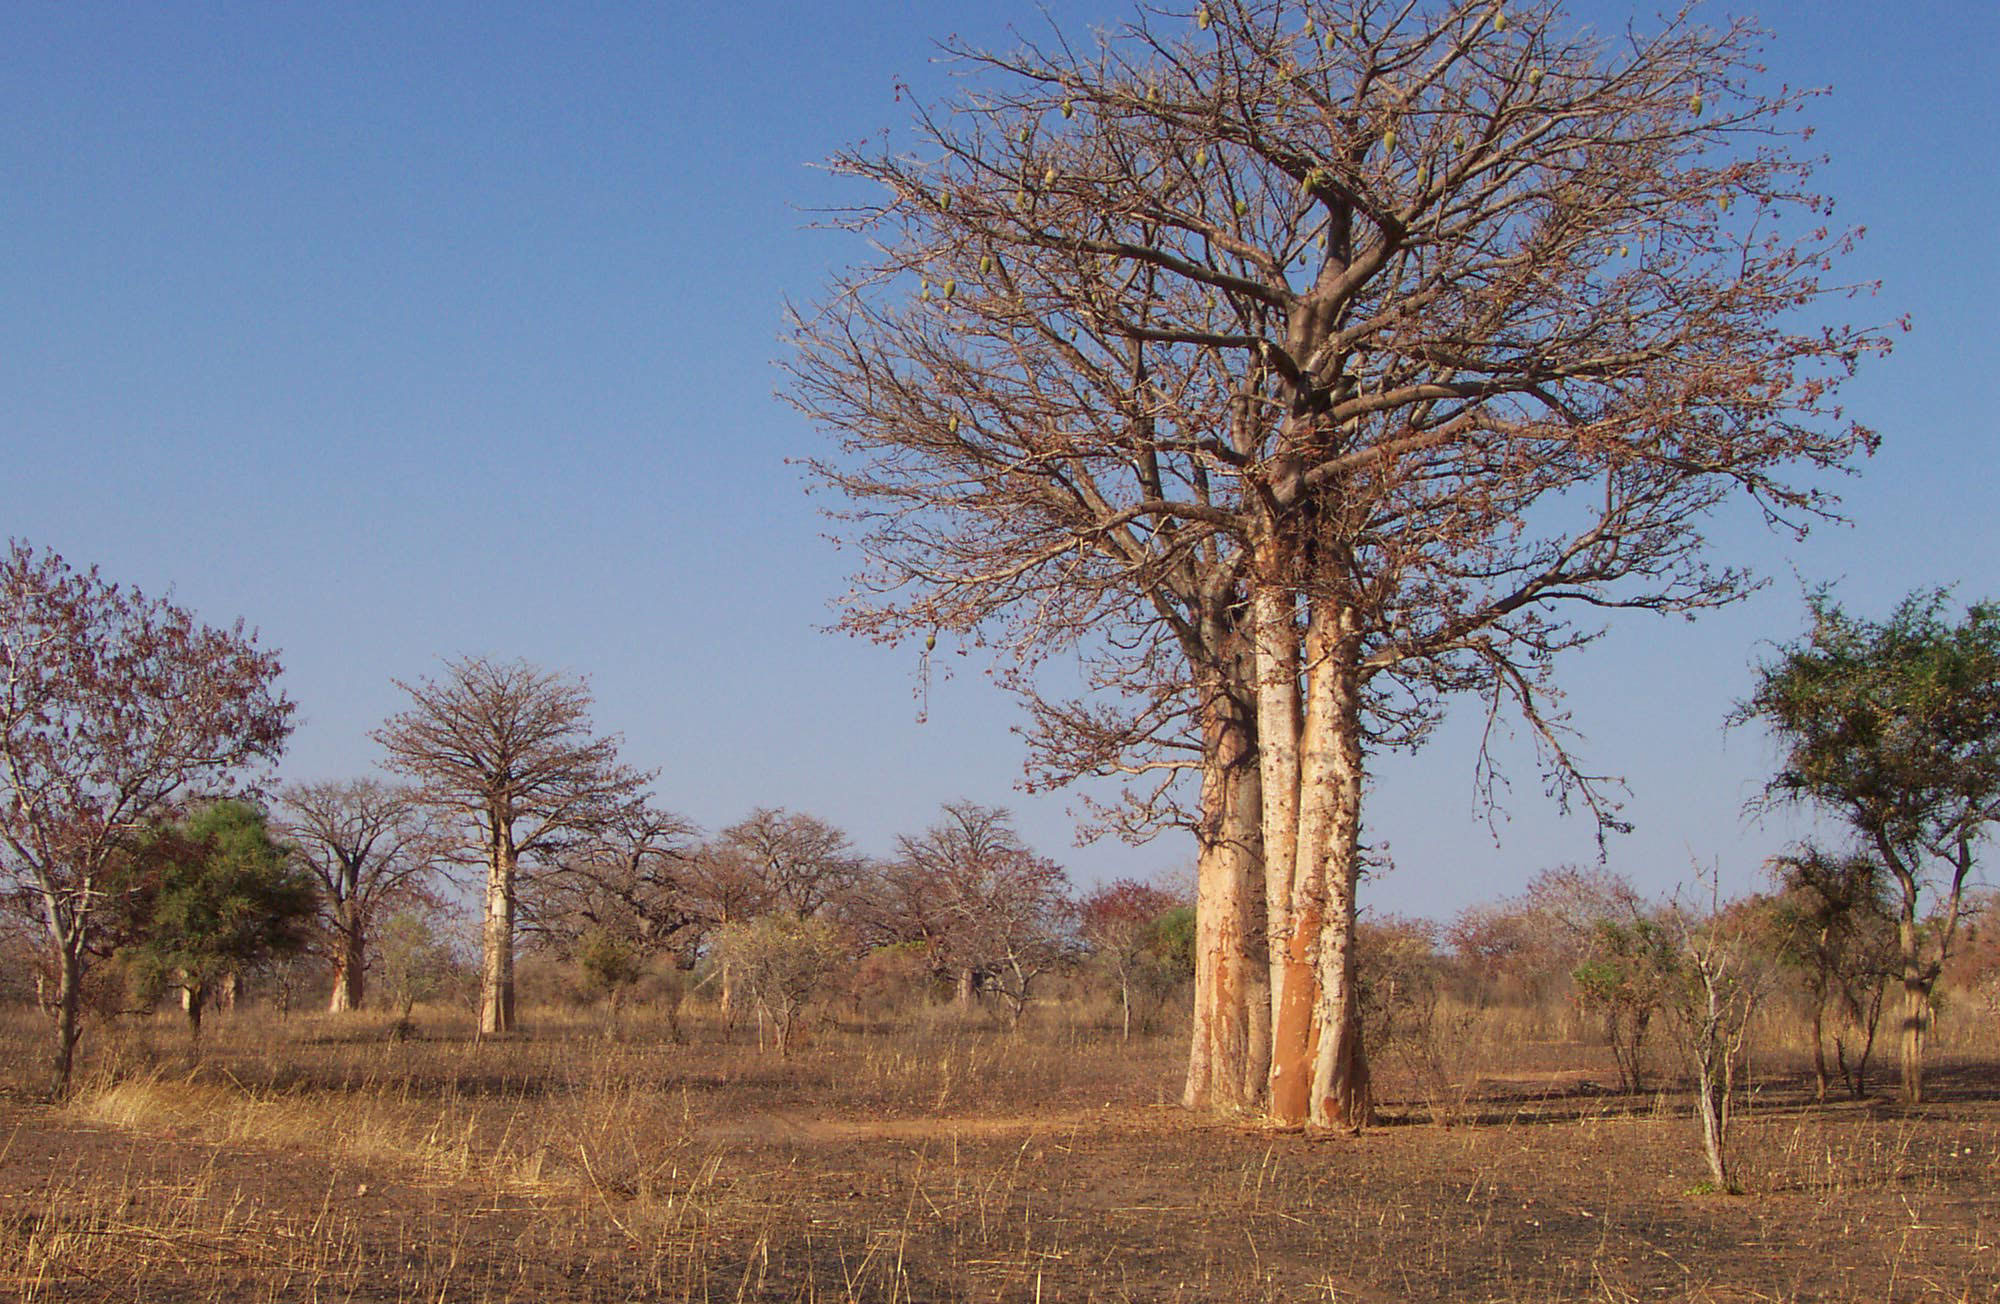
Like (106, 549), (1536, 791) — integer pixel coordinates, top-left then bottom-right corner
(3, 1), (1992, 920)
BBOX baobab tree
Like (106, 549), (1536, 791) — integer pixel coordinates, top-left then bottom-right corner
(277, 779), (445, 1013)
(0, 541), (292, 1094)
(892, 802), (1075, 1019)
(788, 0), (1888, 1127)
(375, 657), (650, 1035)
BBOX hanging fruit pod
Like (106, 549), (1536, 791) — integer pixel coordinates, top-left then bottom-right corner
(1061, 98), (1075, 119)
(1690, 92), (1704, 117)
(946, 417), (959, 434)
(920, 280), (932, 299)
(1492, 7), (1507, 32)
(1194, 145), (1208, 169)
(979, 254), (994, 275)
(925, 631), (938, 651)
(1016, 189), (1031, 209)
(1323, 32), (1336, 51)
(1452, 132), (1467, 151)
(942, 279), (957, 299)
(1019, 125), (1032, 144)
(1197, 5), (1212, 29)
(1527, 67), (1544, 88)
(1381, 128), (1396, 153)
(1717, 194), (1731, 212)
(1303, 16), (1315, 37)
(1043, 166), (1058, 187)
(1619, 245), (1629, 258)
(938, 188), (952, 211)
(1416, 165), (1430, 188)
(1234, 197), (1248, 216)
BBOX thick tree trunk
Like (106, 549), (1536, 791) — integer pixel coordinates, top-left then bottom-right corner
(1183, 662), (1267, 1115)
(1307, 603), (1371, 1132)
(479, 828), (517, 1036)
(329, 925), (366, 1013)
(1253, 582), (1317, 1126)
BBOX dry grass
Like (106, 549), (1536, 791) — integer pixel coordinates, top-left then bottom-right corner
(1, 996), (1995, 1302)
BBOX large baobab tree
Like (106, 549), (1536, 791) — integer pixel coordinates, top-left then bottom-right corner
(0, 541), (293, 1094)
(788, 0), (1888, 1127)
(277, 778), (445, 1013)
(375, 657), (650, 1035)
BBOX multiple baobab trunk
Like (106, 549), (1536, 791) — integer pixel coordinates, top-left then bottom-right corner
(791, 0), (1885, 1125)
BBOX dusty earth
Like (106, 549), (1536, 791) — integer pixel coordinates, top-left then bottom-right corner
(1, 1012), (1996, 1302)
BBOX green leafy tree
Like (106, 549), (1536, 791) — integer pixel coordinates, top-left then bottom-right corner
(114, 801), (318, 1045)
(1763, 847), (1898, 1101)
(1742, 591), (2000, 1103)
(576, 927), (646, 1015)
(1572, 914), (1677, 1093)
(374, 908), (460, 1036)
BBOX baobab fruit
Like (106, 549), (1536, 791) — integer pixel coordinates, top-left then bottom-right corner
(1528, 67), (1544, 87)
(942, 279), (957, 299)
(1234, 197), (1248, 216)
(1197, 5), (1211, 29)
(1382, 128), (1396, 152)
(1195, 145), (1208, 168)
(1061, 98), (1075, 118)
(1452, 132), (1466, 150)
(1690, 92), (1704, 116)
(1043, 166), (1057, 187)
(939, 189), (951, 211)
(979, 254), (994, 275)
(926, 632), (937, 651)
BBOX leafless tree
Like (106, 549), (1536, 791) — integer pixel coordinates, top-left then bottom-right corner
(374, 657), (651, 1035)
(276, 778), (445, 1013)
(893, 802), (1076, 1023)
(528, 800), (704, 962)
(708, 809), (866, 920)
(788, 0), (1888, 1127)
(0, 541), (293, 1094)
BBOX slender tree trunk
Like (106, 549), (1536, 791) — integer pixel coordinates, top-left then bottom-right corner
(1896, 914), (1925, 1105)
(1183, 658), (1267, 1114)
(1696, 1060), (1730, 1189)
(480, 825), (517, 1036)
(1809, 992), (1828, 1104)
(51, 940), (84, 1100)
(330, 923), (366, 1013)
(955, 965), (976, 1006)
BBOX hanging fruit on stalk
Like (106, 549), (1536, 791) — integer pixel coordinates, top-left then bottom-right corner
(1197, 5), (1211, 30)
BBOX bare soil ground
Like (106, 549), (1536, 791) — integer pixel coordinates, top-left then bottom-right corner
(1, 1007), (1995, 1302)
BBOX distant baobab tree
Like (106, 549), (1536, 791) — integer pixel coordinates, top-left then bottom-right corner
(375, 657), (650, 1035)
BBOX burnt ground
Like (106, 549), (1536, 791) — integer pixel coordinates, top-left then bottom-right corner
(1, 1012), (1995, 1302)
